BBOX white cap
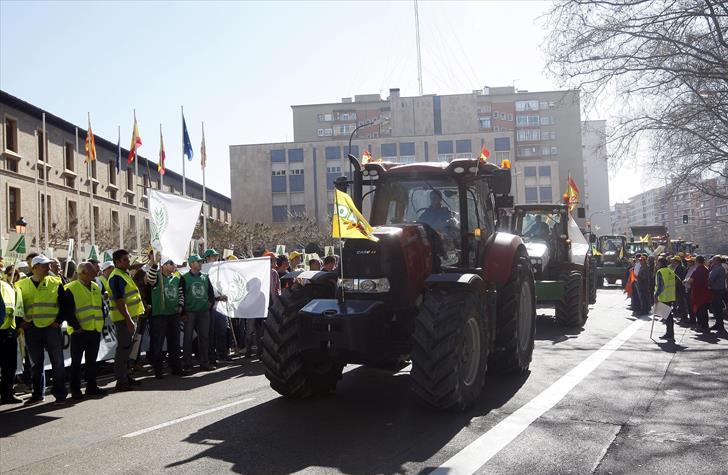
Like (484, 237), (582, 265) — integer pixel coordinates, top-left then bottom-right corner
(31, 255), (53, 267)
(100, 261), (114, 272)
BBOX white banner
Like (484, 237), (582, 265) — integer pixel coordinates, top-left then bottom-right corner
(150, 190), (202, 265)
(203, 258), (270, 319)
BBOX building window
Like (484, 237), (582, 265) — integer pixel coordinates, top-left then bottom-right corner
(540, 116), (555, 125)
(129, 214), (136, 233)
(290, 205), (306, 217)
(127, 169), (134, 192)
(111, 210), (119, 228)
(478, 117), (492, 129)
(317, 129), (325, 137)
(288, 148), (304, 163)
(517, 129), (541, 141)
(518, 146), (540, 158)
(324, 128), (333, 136)
(515, 100), (539, 112)
(109, 161), (117, 185)
(67, 200), (77, 229)
(494, 137), (510, 151)
(381, 143), (397, 157)
(7, 187), (20, 233)
(64, 142), (74, 171)
(40, 193), (51, 232)
(347, 145), (359, 157)
(525, 187), (538, 203)
(91, 159), (97, 180)
(289, 169), (305, 192)
(437, 140), (454, 162)
(400, 142), (415, 157)
(37, 131), (46, 180)
(516, 115), (540, 127)
(716, 206), (728, 216)
(325, 146), (341, 160)
(539, 186), (552, 203)
(455, 139), (472, 155)
(327, 166), (341, 191)
(524, 166), (537, 177)
(542, 131), (557, 140)
(271, 170), (287, 193)
(538, 166), (551, 177)
(4, 117), (18, 153)
(272, 205), (287, 222)
(494, 151), (510, 165)
(271, 149), (285, 163)
(93, 206), (100, 229)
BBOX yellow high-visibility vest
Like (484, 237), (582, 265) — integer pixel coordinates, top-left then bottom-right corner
(656, 267), (677, 303)
(65, 280), (104, 333)
(15, 276), (62, 328)
(1, 280), (18, 330)
(108, 268), (145, 322)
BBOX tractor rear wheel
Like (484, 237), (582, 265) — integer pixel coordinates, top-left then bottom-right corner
(262, 285), (343, 398)
(411, 288), (488, 411)
(488, 252), (536, 374)
(555, 271), (585, 327)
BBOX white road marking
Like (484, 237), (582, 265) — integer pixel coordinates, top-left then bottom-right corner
(432, 318), (646, 475)
(122, 397), (255, 438)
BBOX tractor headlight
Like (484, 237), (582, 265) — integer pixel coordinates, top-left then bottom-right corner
(338, 278), (390, 293)
(529, 257), (542, 274)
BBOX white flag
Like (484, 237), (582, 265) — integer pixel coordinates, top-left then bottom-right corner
(150, 190), (202, 265)
(202, 258), (270, 319)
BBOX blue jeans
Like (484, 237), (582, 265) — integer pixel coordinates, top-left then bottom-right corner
(208, 309), (228, 361)
(26, 325), (67, 400)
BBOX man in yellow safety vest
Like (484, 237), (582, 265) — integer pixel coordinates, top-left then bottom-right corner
(1, 277), (24, 404)
(16, 255), (68, 405)
(62, 262), (108, 400)
(654, 256), (678, 341)
(108, 249), (145, 391)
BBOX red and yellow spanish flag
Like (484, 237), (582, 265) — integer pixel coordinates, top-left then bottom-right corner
(158, 127), (166, 176)
(127, 116), (142, 164)
(479, 145), (490, 162)
(566, 174), (580, 211)
(85, 115), (96, 163)
(361, 150), (373, 164)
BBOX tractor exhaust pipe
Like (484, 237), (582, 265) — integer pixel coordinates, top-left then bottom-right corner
(347, 153), (363, 210)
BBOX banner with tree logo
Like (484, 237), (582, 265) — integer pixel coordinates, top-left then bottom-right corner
(149, 190), (202, 265)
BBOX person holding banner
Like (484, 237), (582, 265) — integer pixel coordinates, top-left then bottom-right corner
(16, 255), (68, 405)
(204, 249), (230, 364)
(179, 255), (217, 371)
(62, 263), (107, 399)
(109, 249), (145, 391)
(1, 278), (24, 404)
(145, 254), (184, 378)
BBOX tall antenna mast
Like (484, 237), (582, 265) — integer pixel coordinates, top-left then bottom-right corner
(414, 0), (423, 95)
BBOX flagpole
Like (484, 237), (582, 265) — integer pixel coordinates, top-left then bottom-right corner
(88, 113), (95, 246)
(33, 130), (40, 252)
(118, 125), (124, 249)
(134, 109), (141, 254)
(159, 123), (164, 189)
(181, 106), (187, 197)
(202, 121), (207, 250)
(42, 113), (49, 250)
(74, 127), (81, 261)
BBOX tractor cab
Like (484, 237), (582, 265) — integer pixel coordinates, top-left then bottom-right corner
(597, 235), (627, 265)
(511, 204), (570, 278)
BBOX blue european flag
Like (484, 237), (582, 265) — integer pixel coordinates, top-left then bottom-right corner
(182, 115), (194, 161)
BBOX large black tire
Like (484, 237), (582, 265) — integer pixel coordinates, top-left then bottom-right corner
(555, 271), (585, 327)
(411, 288), (488, 411)
(262, 284), (343, 398)
(607, 277), (617, 285)
(488, 252), (536, 374)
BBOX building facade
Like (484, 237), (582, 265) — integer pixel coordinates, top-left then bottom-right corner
(581, 120), (611, 233)
(1, 90), (231, 256)
(231, 86), (590, 227)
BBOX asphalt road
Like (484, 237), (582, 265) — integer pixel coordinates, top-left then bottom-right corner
(2, 287), (727, 475)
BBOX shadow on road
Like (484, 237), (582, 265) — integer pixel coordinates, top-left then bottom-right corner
(534, 314), (584, 344)
(166, 365), (529, 474)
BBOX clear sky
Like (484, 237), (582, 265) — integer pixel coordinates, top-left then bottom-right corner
(1, 0), (646, 203)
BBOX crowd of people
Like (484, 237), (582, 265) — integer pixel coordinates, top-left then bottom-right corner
(0, 247), (339, 406)
(625, 252), (727, 340)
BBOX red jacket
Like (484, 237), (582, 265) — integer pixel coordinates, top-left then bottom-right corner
(691, 265), (712, 312)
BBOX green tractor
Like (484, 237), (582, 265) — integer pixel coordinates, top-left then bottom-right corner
(511, 203), (596, 327)
(595, 235), (630, 287)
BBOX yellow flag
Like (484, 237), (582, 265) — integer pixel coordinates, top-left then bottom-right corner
(619, 246), (624, 260)
(332, 189), (379, 241)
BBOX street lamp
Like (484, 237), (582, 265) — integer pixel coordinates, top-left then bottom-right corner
(15, 217), (27, 234)
(588, 210), (608, 233)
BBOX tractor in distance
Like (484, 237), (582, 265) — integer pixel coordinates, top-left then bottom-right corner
(262, 154), (537, 411)
(510, 202), (596, 327)
(594, 235), (630, 287)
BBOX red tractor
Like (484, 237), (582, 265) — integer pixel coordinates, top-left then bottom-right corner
(262, 155), (536, 410)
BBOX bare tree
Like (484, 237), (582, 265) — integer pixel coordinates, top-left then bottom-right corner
(546, 0), (728, 198)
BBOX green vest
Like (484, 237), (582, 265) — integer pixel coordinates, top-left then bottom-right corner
(109, 268), (145, 321)
(65, 280), (104, 333)
(656, 267), (677, 303)
(183, 272), (210, 312)
(1, 281), (17, 330)
(16, 275), (62, 328)
(152, 271), (181, 315)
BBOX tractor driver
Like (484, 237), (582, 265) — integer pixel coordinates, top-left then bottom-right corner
(524, 215), (551, 240)
(419, 190), (454, 232)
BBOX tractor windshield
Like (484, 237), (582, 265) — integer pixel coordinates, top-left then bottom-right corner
(598, 237), (625, 254)
(371, 177), (489, 267)
(519, 211), (562, 243)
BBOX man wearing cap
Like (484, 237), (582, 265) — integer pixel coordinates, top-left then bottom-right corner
(15, 255), (68, 405)
(204, 249), (229, 364)
(145, 253), (184, 378)
(109, 249), (145, 391)
(179, 255), (217, 371)
(62, 262), (107, 399)
(49, 258), (68, 285)
(0, 273), (24, 404)
(288, 251), (303, 272)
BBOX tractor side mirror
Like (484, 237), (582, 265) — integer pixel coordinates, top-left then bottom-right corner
(589, 234), (597, 243)
(577, 207), (586, 218)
